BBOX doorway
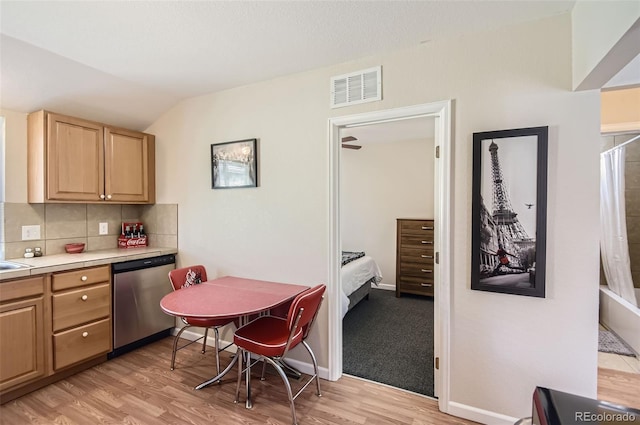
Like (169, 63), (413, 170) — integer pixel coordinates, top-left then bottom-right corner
(339, 116), (436, 395)
(328, 101), (453, 411)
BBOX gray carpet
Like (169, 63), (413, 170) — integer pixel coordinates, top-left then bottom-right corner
(599, 329), (636, 357)
(342, 288), (434, 397)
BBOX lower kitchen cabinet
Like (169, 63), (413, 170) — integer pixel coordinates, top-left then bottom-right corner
(0, 265), (112, 403)
(51, 265), (112, 371)
(0, 276), (46, 392)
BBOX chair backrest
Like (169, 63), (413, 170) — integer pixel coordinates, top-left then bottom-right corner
(286, 284), (326, 338)
(168, 265), (208, 291)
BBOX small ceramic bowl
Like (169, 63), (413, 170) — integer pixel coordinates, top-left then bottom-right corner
(65, 243), (85, 254)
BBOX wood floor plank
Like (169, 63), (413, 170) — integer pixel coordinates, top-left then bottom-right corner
(597, 367), (640, 409)
(3, 337), (636, 424)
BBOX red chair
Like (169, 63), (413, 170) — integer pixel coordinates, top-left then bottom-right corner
(233, 284), (326, 425)
(167, 265), (235, 373)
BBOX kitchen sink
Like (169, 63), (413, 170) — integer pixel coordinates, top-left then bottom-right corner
(0, 261), (30, 270)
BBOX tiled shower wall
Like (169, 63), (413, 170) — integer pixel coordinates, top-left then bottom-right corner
(0, 203), (177, 260)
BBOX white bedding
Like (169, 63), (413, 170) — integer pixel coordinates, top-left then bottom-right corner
(341, 255), (382, 317)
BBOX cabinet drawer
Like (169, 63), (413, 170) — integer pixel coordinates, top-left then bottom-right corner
(0, 276), (44, 303)
(52, 266), (110, 291)
(53, 318), (111, 370)
(52, 283), (110, 332)
(399, 220), (434, 235)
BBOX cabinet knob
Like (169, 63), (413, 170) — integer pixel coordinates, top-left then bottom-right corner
(100, 194), (105, 199)
(421, 255), (434, 259)
(81, 276), (88, 281)
(106, 194), (112, 200)
(421, 226), (434, 230)
(82, 332), (89, 338)
(421, 241), (433, 244)
(421, 269), (433, 273)
(421, 283), (433, 287)
(81, 294), (88, 301)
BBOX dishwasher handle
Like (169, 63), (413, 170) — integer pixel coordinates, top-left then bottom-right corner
(112, 254), (176, 274)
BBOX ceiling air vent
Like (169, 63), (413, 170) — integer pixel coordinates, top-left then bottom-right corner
(330, 66), (381, 108)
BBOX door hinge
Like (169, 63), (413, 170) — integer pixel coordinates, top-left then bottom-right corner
(435, 145), (440, 158)
(435, 357), (440, 370)
(435, 252), (439, 264)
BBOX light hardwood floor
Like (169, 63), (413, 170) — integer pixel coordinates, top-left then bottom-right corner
(0, 337), (477, 425)
(1, 337), (638, 424)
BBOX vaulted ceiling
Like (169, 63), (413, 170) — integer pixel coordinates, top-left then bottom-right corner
(1, 1), (576, 130)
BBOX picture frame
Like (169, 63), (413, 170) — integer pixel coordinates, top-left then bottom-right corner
(471, 126), (548, 297)
(211, 138), (258, 189)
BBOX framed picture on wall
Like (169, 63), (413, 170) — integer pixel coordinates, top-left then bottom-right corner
(471, 126), (548, 298)
(211, 138), (258, 189)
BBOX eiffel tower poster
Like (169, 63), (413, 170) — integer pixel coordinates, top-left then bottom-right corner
(472, 126), (548, 298)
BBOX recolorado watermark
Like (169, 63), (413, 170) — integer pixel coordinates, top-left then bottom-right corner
(575, 411), (637, 422)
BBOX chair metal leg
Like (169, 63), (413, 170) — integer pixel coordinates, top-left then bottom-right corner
(213, 327), (221, 376)
(170, 325), (191, 370)
(263, 357), (298, 425)
(302, 340), (322, 396)
(202, 327), (209, 354)
(234, 348), (243, 404)
(245, 350), (252, 409)
(260, 359), (267, 381)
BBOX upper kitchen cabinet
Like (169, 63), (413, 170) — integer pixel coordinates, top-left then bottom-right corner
(27, 111), (156, 204)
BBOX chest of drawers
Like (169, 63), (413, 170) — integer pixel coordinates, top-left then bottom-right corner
(396, 218), (435, 297)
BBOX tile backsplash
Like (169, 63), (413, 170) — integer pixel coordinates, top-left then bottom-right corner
(0, 203), (178, 260)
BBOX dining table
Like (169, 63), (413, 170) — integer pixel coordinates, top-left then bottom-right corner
(159, 275), (309, 392)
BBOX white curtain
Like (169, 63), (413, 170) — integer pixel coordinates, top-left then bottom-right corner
(600, 147), (637, 307)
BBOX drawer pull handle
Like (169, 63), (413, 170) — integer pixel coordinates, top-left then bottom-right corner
(421, 269), (433, 273)
(81, 295), (88, 301)
(421, 226), (434, 230)
(421, 241), (433, 244)
(421, 255), (434, 259)
(81, 276), (88, 281)
(82, 332), (89, 338)
(421, 283), (433, 287)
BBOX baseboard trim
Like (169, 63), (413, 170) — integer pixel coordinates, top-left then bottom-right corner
(173, 328), (331, 380)
(447, 401), (520, 425)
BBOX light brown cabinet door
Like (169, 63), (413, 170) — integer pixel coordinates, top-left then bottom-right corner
(46, 113), (104, 201)
(0, 297), (45, 391)
(104, 127), (154, 203)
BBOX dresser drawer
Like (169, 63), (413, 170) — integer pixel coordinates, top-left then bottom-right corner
(52, 283), (110, 332)
(399, 220), (434, 234)
(400, 234), (434, 247)
(53, 318), (111, 370)
(399, 247), (434, 263)
(399, 262), (434, 278)
(397, 279), (434, 296)
(52, 265), (110, 292)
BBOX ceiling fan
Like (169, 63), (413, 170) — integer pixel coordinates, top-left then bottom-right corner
(341, 136), (361, 150)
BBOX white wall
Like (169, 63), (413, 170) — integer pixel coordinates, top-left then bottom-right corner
(147, 14), (601, 422)
(572, 2), (640, 90)
(340, 138), (434, 285)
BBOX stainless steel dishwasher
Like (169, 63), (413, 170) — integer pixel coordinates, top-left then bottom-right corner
(109, 254), (176, 358)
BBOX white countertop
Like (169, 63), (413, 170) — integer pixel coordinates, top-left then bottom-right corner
(0, 247), (178, 281)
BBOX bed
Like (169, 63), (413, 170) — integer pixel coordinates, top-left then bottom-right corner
(341, 251), (382, 317)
